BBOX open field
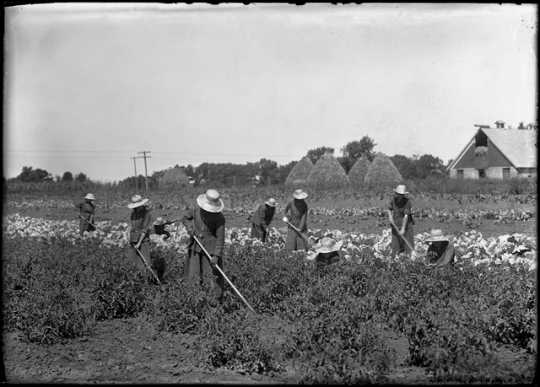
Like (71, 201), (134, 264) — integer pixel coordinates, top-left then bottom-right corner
(3, 187), (537, 383)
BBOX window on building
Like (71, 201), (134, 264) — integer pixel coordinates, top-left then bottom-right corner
(475, 131), (488, 147)
(457, 169), (464, 179)
(502, 168), (510, 180)
(478, 169), (486, 178)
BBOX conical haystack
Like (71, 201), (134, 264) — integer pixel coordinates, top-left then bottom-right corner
(306, 152), (350, 189)
(285, 156), (314, 186)
(158, 166), (190, 188)
(348, 156), (371, 188)
(364, 153), (403, 189)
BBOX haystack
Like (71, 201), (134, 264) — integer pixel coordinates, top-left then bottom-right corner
(364, 153), (403, 189)
(306, 152), (350, 189)
(285, 156), (314, 186)
(158, 166), (190, 188)
(348, 156), (371, 188)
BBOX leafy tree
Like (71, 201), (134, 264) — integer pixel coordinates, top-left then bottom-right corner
(62, 171), (74, 182)
(184, 164), (195, 178)
(306, 146), (334, 164)
(337, 156), (353, 173)
(390, 155), (417, 179)
(75, 172), (87, 182)
(258, 158), (279, 185)
(16, 166), (53, 182)
(341, 136), (377, 165)
(415, 154), (446, 178)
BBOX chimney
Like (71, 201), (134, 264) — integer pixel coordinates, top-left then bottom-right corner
(495, 120), (505, 129)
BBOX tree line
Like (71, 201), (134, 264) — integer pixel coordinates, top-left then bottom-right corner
(7, 136), (447, 187)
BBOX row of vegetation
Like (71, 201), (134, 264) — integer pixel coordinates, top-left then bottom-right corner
(6, 136), (449, 185)
(3, 235), (536, 383)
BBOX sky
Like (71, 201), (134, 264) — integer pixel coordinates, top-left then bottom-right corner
(4, 3), (537, 182)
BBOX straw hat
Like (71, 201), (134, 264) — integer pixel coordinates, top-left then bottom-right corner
(84, 193), (96, 201)
(394, 184), (408, 195)
(293, 189), (308, 200)
(426, 229), (449, 243)
(307, 237), (343, 260)
(265, 198), (277, 207)
(154, 217), (164, 226)
(128, 194), (149, 209)
(315, 237), (343, 254)
(197, 189), (224, 213)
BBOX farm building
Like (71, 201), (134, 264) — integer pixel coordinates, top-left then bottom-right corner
(448, 121), (537, 179)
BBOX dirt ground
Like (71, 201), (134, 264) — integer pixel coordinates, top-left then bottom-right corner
(3, 315), (436, 384)
(4, 315), (533, 384)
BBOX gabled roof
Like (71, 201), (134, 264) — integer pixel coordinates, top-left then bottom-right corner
(449, 127), (537, 170)
(483, 128), (536, 168)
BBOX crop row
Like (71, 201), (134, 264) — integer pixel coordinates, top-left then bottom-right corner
(4, 213), (537, 270)
(3, 233), (536, 383)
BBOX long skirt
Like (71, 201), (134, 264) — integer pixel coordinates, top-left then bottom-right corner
(391, 226), (414, 256)
(127, 240), (153, 278)
(285, 227), (308, 252)
(184, 250), (224, 303)
(250, 223), (267, 242)
(79, 219), (95, 236)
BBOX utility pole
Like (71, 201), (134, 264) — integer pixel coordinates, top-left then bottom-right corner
(137, 151), (151, 192)
(131, 156), (139, 191)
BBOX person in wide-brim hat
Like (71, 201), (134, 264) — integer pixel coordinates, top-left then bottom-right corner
(196, 189), (224, 213)
(77, 193), (96, 236)
(127, 193), (160, 282)
(307, 237), (343, 268)
(387, 184), (414, 257)
(285, 189), (309, 252)
(250, 198), (277, 242)
(426, 229), (455, 267)
(182, 189), (226, 305)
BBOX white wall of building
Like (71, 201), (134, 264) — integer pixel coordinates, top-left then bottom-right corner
(449, 167), (523, 179)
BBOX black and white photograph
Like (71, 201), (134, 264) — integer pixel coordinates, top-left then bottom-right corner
(2, 3), (537, 383)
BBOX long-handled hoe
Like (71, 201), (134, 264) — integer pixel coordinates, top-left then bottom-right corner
(282, 217), (312, 250)
(192, 235), (257, 314)
(133, 245), (162, 285)
(389, 220), (417, 260)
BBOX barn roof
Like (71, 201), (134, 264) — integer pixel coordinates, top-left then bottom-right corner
(449, 127), (537, 170)
(483, 128), (536, 168)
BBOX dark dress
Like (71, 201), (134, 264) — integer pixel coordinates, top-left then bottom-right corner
(388, 196), (415, 256)
(127, 207), (154, 277)
(427, 241), (455, 266)
(314, 251), (340, 270)
(77, 200), (96, 235)
(250, 204), (276, 242)
(182, 205), (226, 303)
(284, 199), (308, 252)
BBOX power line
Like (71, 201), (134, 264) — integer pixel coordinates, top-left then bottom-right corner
(5, 149), (300, 158)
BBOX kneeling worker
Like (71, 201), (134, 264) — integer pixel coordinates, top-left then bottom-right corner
(153, 216), (176, 240)
(307, 237), (343, 269)
(425, 229), (455, 266)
